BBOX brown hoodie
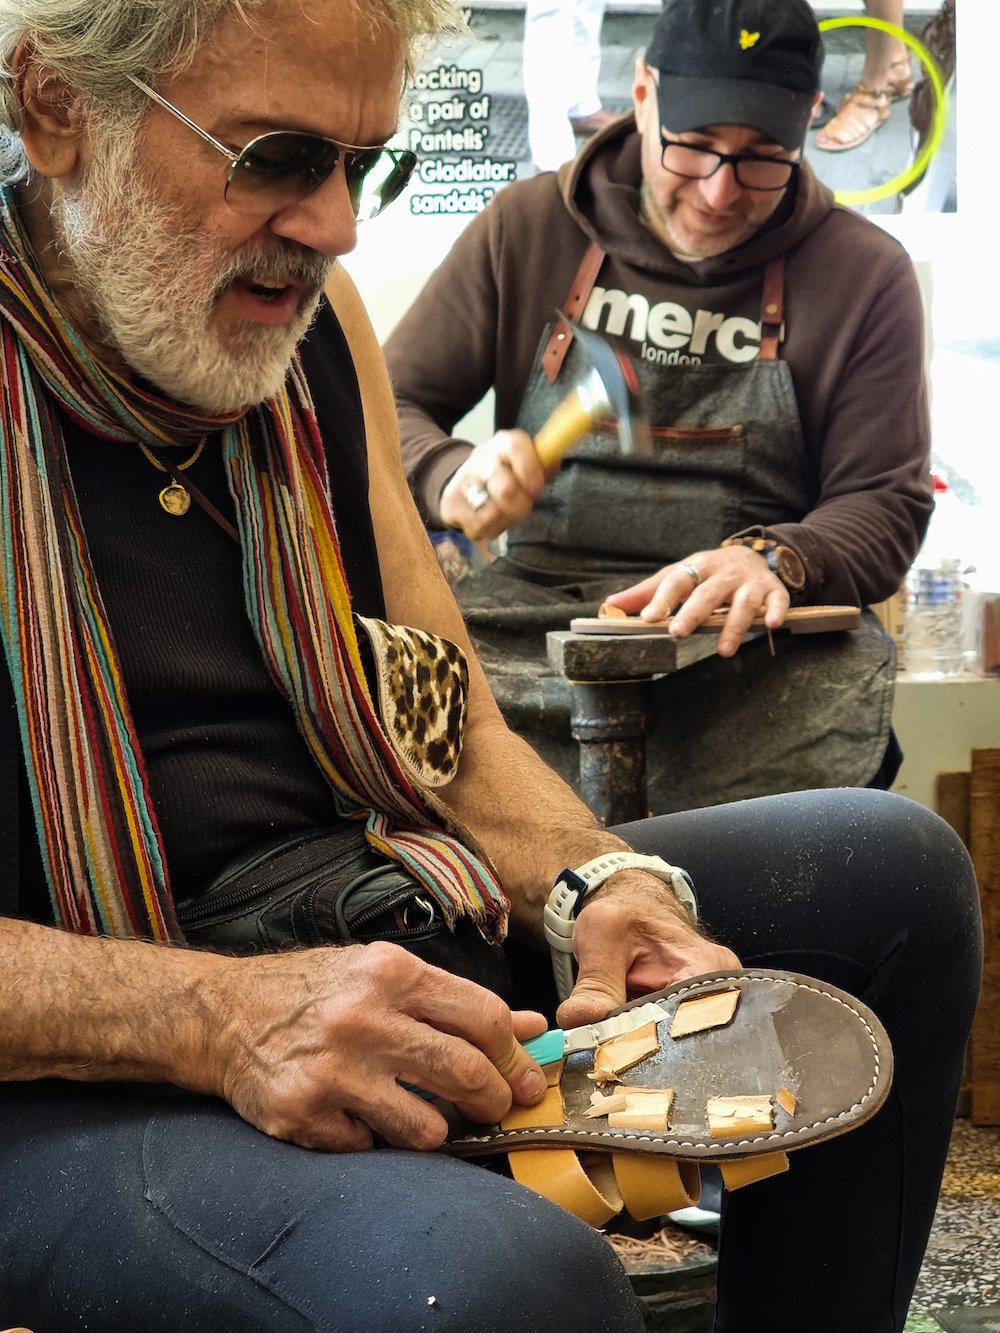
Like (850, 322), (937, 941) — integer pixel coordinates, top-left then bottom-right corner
(385, 118), (932, 607)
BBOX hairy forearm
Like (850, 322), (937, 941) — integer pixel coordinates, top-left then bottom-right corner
(0, 919), (550, 1152)
(439, 715), (636, 938)
(0, 917), (226, 1089)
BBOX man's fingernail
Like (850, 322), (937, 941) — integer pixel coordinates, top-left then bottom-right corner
(518, 1069), (545, 1101)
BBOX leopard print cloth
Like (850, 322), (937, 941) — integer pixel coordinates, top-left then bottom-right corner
(357, 616), (468, 788)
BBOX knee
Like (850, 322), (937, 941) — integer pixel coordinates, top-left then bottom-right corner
(839, 790), (982, 1003)
(404, 1164), (645, 1331)
(860, 789), (978, 912)
(292, 1153), (646, 1332)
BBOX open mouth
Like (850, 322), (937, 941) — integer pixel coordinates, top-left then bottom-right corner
(224, 277), (304, 326)
(246, 280), (294, 302)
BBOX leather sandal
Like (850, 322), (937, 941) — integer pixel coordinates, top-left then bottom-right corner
(815, 59), (915, 153)
(443, 969), (893, 1228)
(885, 58), (917, 102)
(814, 83), (892, 152)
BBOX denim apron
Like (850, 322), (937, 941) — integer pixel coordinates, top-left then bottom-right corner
(455, 244), (895, 811)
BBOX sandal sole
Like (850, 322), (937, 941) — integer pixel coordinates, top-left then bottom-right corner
(445, 968), (893, 1162)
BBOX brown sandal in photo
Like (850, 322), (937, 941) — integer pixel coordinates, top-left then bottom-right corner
(885, 57), (917, 102)
(815, 83), (892, 152)
(815, 58), (915, 153)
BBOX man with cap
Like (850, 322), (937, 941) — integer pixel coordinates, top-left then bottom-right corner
(386, 0), (931, 814)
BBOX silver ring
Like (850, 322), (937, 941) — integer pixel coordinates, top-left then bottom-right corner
(465, 481), (490, 512)
(680, 562), (701, 588)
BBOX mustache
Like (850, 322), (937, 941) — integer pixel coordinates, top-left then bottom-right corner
(213, 240), (334, 295)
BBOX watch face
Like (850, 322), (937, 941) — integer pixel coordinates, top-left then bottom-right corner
(776, 546), (806, 591)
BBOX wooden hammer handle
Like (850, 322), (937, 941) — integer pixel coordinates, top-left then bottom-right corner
(533, 388), (598, 470)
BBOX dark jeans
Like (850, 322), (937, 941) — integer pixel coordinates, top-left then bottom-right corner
(0, 790), (982, 1333)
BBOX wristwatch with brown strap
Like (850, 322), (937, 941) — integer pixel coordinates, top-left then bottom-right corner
(721, 534), (807, 594)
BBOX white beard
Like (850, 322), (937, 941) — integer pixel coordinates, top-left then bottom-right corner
(56, 129), (334, 414)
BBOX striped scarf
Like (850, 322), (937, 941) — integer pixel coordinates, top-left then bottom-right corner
(0, 189), (508, 944)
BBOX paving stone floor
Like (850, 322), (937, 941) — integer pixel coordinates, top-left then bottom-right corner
(613, 1117), (1000, 1330)
(907, 1119), (1000, 1329)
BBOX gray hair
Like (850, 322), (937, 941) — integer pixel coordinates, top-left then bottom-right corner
(0, 0), (465, 181)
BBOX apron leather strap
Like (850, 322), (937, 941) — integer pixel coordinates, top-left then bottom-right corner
(541, 240), (606, 384)
(759, 256), (786, 361)
(542, 246), (786, 383)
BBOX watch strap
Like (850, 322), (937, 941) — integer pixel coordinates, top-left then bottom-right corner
(544, 854), (698, 1001)
(721, 534), (807, 594)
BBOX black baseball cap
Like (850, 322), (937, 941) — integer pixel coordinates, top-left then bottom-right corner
(646, 0), (823, 150)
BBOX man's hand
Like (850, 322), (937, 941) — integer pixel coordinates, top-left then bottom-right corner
(440, 429), (546, 540)
(603, 545), (789, 657)
(556, 871), (740, 1029)
(203, 942), (547, 1153)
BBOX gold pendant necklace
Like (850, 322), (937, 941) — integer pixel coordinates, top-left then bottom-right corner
(136, 438), (207, 516)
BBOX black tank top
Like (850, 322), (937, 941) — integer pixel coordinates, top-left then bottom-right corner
(8, 300), (384, 916)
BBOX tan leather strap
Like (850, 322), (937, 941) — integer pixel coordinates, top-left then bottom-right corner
(501, 1083), (706, 1225)
(504, 1144), (706, 1225)
(541, 241), (606, 384)
(501, 1083), (622, 1226)
(759, 256), (786, 361)
(612, 1153), (701, 1221)
(720, 1150), (789, 1190)
(501, 1083), (566, 1131)
(509, 1148), (623, 1227)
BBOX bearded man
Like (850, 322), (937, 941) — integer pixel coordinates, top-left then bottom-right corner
(0, 2), (981, 1330)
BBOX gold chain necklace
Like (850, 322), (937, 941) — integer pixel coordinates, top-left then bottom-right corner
(136, 437), (207, 516)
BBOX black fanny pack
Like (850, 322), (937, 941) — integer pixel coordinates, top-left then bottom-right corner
(175, 825), (512, 998)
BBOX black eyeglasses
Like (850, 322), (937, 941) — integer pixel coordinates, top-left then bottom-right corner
(659, 135), (799, 192)
(127, 76), (416, 221)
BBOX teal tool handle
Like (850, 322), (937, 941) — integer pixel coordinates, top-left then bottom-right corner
(523, 1029), (566, 1066)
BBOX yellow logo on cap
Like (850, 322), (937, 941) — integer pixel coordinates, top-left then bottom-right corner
(740, 29), (761, 49)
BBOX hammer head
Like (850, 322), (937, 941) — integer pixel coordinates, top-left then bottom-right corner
(560, 316), (651, 458)
(532, 315), (652, 471)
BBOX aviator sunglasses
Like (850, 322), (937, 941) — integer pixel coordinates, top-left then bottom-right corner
(127, 75), (417, 221)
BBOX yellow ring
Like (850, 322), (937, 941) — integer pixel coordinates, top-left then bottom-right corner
(816, 17), (949, 207)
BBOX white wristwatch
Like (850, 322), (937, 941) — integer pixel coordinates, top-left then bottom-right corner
(543, 853), (698, 1001)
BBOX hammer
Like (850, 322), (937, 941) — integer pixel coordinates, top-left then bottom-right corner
(533, 317), (650, 470)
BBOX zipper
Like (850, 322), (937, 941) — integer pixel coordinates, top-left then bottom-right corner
(178, 831), (356, 923)
(342, 884), (429, 933)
